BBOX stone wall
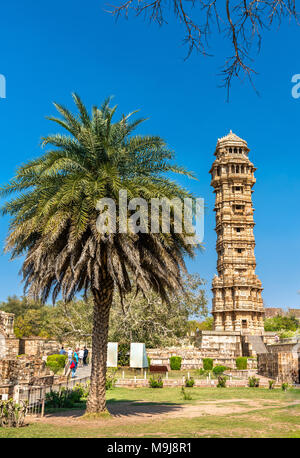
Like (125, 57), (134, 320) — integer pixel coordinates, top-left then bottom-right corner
(147, 346), (257, 370)
(0, 355), (54, 388)
(196, 331), (242, 358)
(257, 341), (300, 383)
(19, 338), (60, 357)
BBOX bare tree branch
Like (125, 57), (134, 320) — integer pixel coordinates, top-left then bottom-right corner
(108, 0), (299, 96)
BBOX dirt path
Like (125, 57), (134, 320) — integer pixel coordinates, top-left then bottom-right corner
(28, 398), (300, 428)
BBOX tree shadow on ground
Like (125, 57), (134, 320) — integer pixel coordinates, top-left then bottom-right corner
(108, 400), (182, 418)
(44, 400), (182, 420)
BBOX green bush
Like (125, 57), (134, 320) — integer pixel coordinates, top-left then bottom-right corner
(170, 356), (182, 371)
(0, 399), (28, 427)
(281, 383), (289, 392)
(106, 371), (117, 390)
(185, 377), (195, 388)
(149, 376), (163, 388)
(248, 376), (260, 388)
(118, 343), (130, 367)
(212, 365), (227, 376)
(198, 368), (209, 377)
(202, 358), (213, 371)
(236, 357), (247, 370)
(45, 386), (83, 409)
(268, 380), (275, 390)
(181, 387), (192, 400)
(147, 356), (151, 367)
(46, 354), (67, 374)
(217, 376), (227, 388)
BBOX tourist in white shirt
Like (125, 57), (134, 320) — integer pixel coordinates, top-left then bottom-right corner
(78, 348), (84, 367)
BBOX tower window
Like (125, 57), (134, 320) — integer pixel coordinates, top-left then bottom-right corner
(233, 186), (243, 193)
(236, 248), (243, 254)
(233, 205), (244, 213)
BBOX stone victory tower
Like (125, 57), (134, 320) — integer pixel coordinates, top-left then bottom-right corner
(210, 131), (264, 335)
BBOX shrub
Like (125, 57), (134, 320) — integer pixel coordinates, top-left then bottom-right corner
(181, 387), (192, 400)
(45, 387), (83, 409)
(0, 400), (28, 427)
(281, 383), (289, 392)
(217, 376), (227, 388)
(170, 356), (182, 371)
(74, 382), (89, 399)
(236, 357), (247, 370)
(147, 356), (151, 368)
(149, 376), (163, 388)
(106, 371), (117, 390)
(202, 358), (213, 371)
(212, 365), (227, 376)
(46, 354), (67, 374)
(248, 376), (260, 388)
(198, 368), (209, 377)
(118, 343), (130, 367)
(185, 377), (195, 388)
(268, 380), (275, 390)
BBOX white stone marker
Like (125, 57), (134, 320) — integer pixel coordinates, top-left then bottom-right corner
(130, 343), (148, 368)
(107, 342), (118, 367)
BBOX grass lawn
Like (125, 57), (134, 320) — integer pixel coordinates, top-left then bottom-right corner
(0, 387), (299, 438)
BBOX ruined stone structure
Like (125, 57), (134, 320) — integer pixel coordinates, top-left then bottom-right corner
(0, 310), (60, 359)
(258, 338), (300, 383)
(210, 131), (264, 334)
(0, 311), (20, 359)
(0, 356), (54, 398)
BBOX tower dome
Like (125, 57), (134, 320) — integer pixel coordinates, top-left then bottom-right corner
(217, 130), (248, 147)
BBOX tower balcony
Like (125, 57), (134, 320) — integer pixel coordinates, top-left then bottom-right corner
(211, 174), (256, 188)
(216, 235), (255, 247)
(217, 255), (256, 265)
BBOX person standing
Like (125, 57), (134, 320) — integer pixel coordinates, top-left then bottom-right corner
(67, 348), (73, 364)
(70, 357), (76, 378)
(59, 346), (66, 355)
(78, 348), (84, 367)
(83, 347), (88, 366)
(73, 348), (79, 369)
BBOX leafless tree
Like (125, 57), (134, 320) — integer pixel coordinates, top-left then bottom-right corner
(109, 1), (299, 96)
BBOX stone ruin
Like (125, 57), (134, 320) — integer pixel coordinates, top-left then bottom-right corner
(257, 338), (300, 383)
(0, 356), (54, 399)
(0, 311), (58, 399)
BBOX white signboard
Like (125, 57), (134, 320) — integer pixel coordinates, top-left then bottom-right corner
(107, 342), (118, 367)
(130, 343), (148, 368)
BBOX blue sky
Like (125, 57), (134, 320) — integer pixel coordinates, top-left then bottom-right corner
(0, 0), (299, 311)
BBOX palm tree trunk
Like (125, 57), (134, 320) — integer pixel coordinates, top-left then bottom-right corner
(86, 275), (114, 413)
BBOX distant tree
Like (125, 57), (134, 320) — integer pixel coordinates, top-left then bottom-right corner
(45, 273), (207, 348)
(109, 273), (207, 347)
(0, 295), (42, 317)
(0, 295), (53, 338)
(111, 0), (299, 95)
(264, 314), (299, 332)
(197, 316), (214, 331)
(46, 298), (93, 344)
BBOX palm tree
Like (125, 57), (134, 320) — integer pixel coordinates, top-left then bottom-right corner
(1, 94), (198, 413)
